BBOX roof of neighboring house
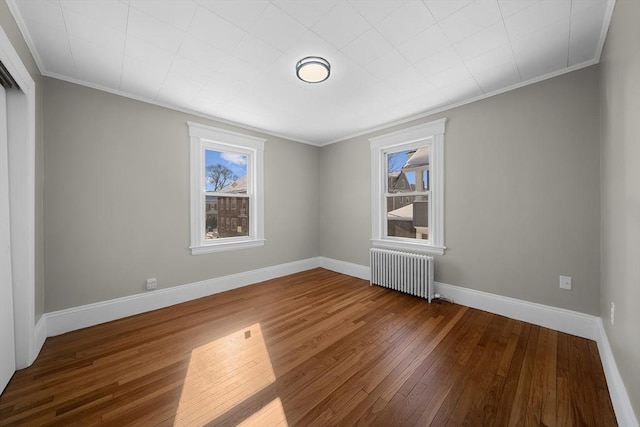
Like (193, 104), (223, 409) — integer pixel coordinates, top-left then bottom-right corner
(219, 175), (247, 194)
(403, 147), (430, 169)
(388, 171), (410, 192)
(387, 203), (413, 221)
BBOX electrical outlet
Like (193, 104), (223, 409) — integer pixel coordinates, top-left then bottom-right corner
(559, 275), (572, 290)
(610, 302), (615, 325)
(146, 278), (157, 290)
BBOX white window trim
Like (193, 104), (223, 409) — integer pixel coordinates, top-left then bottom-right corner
(370, 118), (446, 255)
(188, 121), (265, 254)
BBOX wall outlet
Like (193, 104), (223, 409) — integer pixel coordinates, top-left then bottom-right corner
(610, 302), (615, 325)
(559, 275), (572, 290)
(145, 278), (157, 290)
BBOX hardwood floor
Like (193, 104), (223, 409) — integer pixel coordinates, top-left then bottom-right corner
(0, 268), (616, 426)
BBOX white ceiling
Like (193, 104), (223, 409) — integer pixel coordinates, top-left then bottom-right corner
(8, 0), (613, 145)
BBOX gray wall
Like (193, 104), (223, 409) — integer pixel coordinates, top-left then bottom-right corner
(43, 78), (320, 311)
(320, 66), (601, 315)
(319, 136), (371, 265)
(600, 0), (640, 419)
(0, 0), (45, 320)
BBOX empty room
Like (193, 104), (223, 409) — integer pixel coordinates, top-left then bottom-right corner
(0, 0), (638, 425)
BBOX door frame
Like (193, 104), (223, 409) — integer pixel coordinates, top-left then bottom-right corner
(0, 25), (37, 369)
(1, 76), (16, 394)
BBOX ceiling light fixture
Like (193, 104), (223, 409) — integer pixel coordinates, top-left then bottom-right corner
(296, 56), (330, 83)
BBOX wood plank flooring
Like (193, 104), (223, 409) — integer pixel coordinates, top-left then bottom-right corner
(0, 268), (617, 426)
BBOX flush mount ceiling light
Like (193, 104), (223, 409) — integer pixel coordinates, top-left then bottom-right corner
(296, 56), (330, 83)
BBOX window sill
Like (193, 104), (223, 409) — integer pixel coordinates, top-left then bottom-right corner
(371, 239), (445, 255)
(190, 239), (265, 255)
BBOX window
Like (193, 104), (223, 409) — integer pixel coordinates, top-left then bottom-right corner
(189, 122), (265, 254)
(370, 118), (446, 255)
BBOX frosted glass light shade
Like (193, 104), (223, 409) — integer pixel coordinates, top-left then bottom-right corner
(296, 57), (330, 83)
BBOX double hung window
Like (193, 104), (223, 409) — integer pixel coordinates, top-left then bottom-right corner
(188, 122), (265, 254)
(370, 118), (446, 254)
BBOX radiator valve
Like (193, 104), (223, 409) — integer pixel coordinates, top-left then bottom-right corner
(433, 293), (453, 303)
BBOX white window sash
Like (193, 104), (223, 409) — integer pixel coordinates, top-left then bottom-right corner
(188, 122), (265, 254)
(370, 118), (446, 255)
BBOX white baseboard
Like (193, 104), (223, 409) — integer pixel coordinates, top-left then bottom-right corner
(595, 319), (639, 427)
(319, 257), (370, 280)
(433, 281), (599, 340)
(318, 257), (600, 340)
(33, 314), (47, 360)
(44, 257), (321, 337)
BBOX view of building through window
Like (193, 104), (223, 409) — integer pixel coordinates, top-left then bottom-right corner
(204, 149), (249, 240)
(386, 147), (430, 240)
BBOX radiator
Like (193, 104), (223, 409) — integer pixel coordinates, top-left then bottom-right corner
(369, 248), (434, 303)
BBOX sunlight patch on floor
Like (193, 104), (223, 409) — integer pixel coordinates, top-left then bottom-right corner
(173, 323), (278, 426)
(237, 397), (289, 427)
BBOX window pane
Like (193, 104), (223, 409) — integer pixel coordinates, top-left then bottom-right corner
(205, 195), (250, 240)
(387, 147), (430, 193)
(205, 149), (247, 194)
(205, 195), (218, 240)
(386, 195), (428, 240)
(204, 149), (249, 241)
